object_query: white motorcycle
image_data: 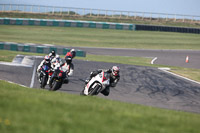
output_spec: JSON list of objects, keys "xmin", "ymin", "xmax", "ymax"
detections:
[{"xmin": 81, "ymin": 71, "xmax": 110, "ymax": 96}]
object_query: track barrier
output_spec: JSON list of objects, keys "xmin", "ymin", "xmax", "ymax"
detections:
[
  {"xmin": 0, "ymin": 42, "xmax": 86, "ymax": 57},
  {"xmin": 0, "ymin": 18, "xmax": 135, "ymax": 31},
  {"xmin": 0, "ymin": 18, "xmax": 200, "ymax": 34}
]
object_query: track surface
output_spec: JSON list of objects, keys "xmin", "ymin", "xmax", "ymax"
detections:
[
  {"xmin": 1, "ymin": 58, "xmax": 200, "ymax": 113},
  {"xmin": 66, "ymin": 46, "xmax": 200, "ymax": 69}
]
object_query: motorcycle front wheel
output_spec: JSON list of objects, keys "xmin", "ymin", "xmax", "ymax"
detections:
[
  {"xmin": 50, "ymin": 80, "xmax": 62, "ymax": 91},
  {"xmin": 40, "ymin": 75, "xmax": 47, "ymax": 89}
]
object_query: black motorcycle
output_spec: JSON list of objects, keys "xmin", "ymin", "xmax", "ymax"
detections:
[
  {"xmin": 49, "ymin": 67, "xmax": 67, "ymax": 91},
  {"xmin": 37, "ymin": 65, "xmax": 50, "ymax": 89}
]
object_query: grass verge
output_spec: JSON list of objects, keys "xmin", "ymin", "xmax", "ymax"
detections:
[
  {"xmin": 0, "ymin": 80, "xmax": 200, "ymax": 133},
  {"xmin": 0, "ymin": 25, "xmax": 200, "ymax": 50}
]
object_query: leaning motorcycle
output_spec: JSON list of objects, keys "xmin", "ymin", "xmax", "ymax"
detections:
[
  {"xmin": 49, "ymin": 65, "xmax": 66, "ymax": 91},
  {"xmin": 81, "ymin": 71, "xmax": 110, "ymax": 96}
]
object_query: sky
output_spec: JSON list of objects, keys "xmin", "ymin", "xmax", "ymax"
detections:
[{"xmin": 0, "ymin": 0, "xmax": 200, "ymax": 16}]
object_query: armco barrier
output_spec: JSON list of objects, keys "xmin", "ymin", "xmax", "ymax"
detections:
[
  {"xmin": 135, "ymin": 24, "xmax": 200, "ymax": 34},
  {"xmin": 0, "ymin": 42, "xmax": 86, "ymax": 57},
  {"xmin": 0, "ymin": 18, "xmax": 135, "ymax": 31}
]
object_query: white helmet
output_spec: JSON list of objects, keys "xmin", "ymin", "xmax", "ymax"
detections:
[{"xmin": 111, "ymin": 66, "xmax": 120, "ymax": 76}]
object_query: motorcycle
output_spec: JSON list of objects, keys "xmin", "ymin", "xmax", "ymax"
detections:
[
  {"xmin": 49, "ymin": 64, "xmax": 67, "ymax": 91},
  {"xmin": 81, "ymin": 71, "xmax": 110, "ymax": 96},
  {"xmin": 37, "ymin": 65, "xmax": 51, "ymax": 89}
]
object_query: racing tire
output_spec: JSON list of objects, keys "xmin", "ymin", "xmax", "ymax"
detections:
[
  {"xmin": 50, "ymin": 80, "xmax": 61, "ymax": 91},
  {"xmin": 40, "ymin": 76, "xmax": 47, "ymax": 89},
  {"xmin": 88, "ymin": 84, "xmax": 101, "ymax": 96}
]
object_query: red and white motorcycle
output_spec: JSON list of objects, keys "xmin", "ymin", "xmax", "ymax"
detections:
[{"xmin": 81, "ymin": 71, "xmax": 110, "ymax": 96}]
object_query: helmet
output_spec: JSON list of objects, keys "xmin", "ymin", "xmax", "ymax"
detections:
[
  {"xmin": 55, "ymin": 55, "xmax": 60, "ymax": 59},
  {"xmin": 65, "ymin": 56, "xmax": 72, "ymax": 64},
  {"xmin": 51, "ymin": 50, "xmax": 56, "ymax": 57},
  {"xmin": 111, "ymin": 66, "xmax": 120, "ymax": 76},
  {"xmin": 44, "ymin": 55, "xmax": 50, "ymax": 63},
  {"xmin": 55, "ymin": 55, "xmax": 60, "ymax": 62},
  {"xmin": 70, "ymin": 49, "xmax": 76, "ymax": 58}
]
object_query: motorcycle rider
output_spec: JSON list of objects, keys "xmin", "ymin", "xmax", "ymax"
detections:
[
  {"xmin": 49, "ymin": 50, "xmax": 56, "ymax": 61},
  {"xmin": 60, "ymin": 56, "xmax": 74, "ymax": 83},
  {"xmin": 51, "ymin": 54, "xmax": 62, "ymax": 69},
  {"xmin": 62, "ymin": 56, "xmax": 74, "ymax": 77},
  {"xmin": 85, "ymin": 66, "xmax": 120, "ymax": 96},
  {"xmin": 47, "ymin": 54, "xmax": 62, "ymax": 85},
  {"xmin": 48, "ymin": 55, "xmax": 74, "ymax": 86},
  {"xmin": 65, "ymin": 49, "xmax": 76, "ymax": 59},
  {"xmin": 36, "ymin": 55, "xmax": 51, "ymax": 83}
]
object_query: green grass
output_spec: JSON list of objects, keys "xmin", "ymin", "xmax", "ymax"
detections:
[
  {"xmin": 0, "ymin": 80, "xmax": 200, "ymax": 133},
  {"xmin": 0, "ymin": 25, "xmax": 200, "ymax": 50},
  {"xmin": 0, "ymin": 50, "xmax": 45, "ymax": 62}
]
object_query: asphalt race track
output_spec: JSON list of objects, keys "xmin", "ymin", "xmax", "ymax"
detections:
[
  {"xmin": 66, "ymin": 46, "xmax": 200, "ymax": 69},
  {"xmin": 1, "ymin": 57, "xmax": 200, "ymax": 113}
]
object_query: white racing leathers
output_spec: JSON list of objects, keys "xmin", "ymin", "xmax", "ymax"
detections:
[{"xmin": 61, "ymin": 63, "xmax": 74, "ymax": 77}]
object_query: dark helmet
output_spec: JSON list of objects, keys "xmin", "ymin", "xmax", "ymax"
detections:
[
  {"xmin": 65, "ymin": 56, "xmax": 72, "ymax": 64},
  {"xmin": 51, "ymin": 50, "xmax": 56, "ymax": 57},
  {"xmin": 111, "ymin": 66, "xmax": 120, "ymax": 76}
]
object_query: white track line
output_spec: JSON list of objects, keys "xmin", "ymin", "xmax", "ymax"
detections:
[
  {"xmin": 151, "ymin": 57, "xmax": 157, "ymax": 64},
  {"xmin": 0, "ymin": 79, "xmax": 28, "ymax": 87},
  {"xmin": 158, "ymin": 68, "xmax": 200, "ymax": 85},
  {"xmin": 30, "ymin": 58, "xmax": 36, "ymax": 88},
  {"xmin": 0, "ymin": 62, "xmax": 32, "ymax": 67}
]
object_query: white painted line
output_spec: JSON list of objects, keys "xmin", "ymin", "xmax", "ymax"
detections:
[
  {"xmin": 158, "ymin": 67, "xmax": 171, "ymax": 71},
  {"xmin": 158, "ymin": 68, "xmax": 200, "ymax": 85},
  {"xmin": 151, "ymin": 57, "xmax": 157, "ymax": 64},
  {"xmin": 0, "ymin": 62, "xmax": 32, "ymax": 67},
  {"xmin": 0, "ymin": 79, "xmax": 28, "ymax": 88},
  {"xmin": 30, "ymin": 59, "xmax": 36, "ymax": 88}
]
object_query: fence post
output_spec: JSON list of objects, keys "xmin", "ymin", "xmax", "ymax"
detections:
[
  {"xmin": 17, "ymin": 5, "xmax": 19, "ymax": 11},
  {"xmin": 31, "ymin": 5, "xmax": 33, "ymax": 13},
  {"xmin": 142, "ymin": 13, "xmax": 144, "ymax": 20},
  {"xmin": 166, "ymin": 14, "xmax": 168, "ymax": 21},
  {"xmin": 9, "ymin": 4, "xmax": 12, "ymax": 11},
  {"xmin": 127, "ymin": 12, "xmax": 129, "ymax": 18},
  {"xmin": 2, "ymin": 4, "xmax": 5, "ymax": 11},
  {"xmin": 60, "ymin": 8, "xmax": 63, "ymax": 15},
  {"xmin": 134, "ymin": 12, "xmax": 137, "ymax": 19},
  {"xmin": 38, "ymin": 5, "xmax": 40, "ymax": 13},
  {"xmin": 83, "ymin": 8, "xmax": 85, "ymax": 16},
  {"xmin": 183, "ymin": 16, "xmax": 185, "ymax": 22},
  {"xmin": 75, "ymin": 8, "xmax": 77, "ymax": 16},
  {"xmin": 23, "ymin": 5, "xmax": 26, "ymax": 12},
  {"xmin": 150, "ymin": 13, "xmax": 152, "ymax": 21},
  {"xmin": 68, "ymin": 8, "xmax": 70, "ymax": 15},
  {"xmin": 52, "ymin": 7, "xmax": 54, "ymax": 14},
  {"xmin": 90, "ymin": 8, "xmax": 92, "ymax": 17},
  {"xmin": 174, "ymin": 14, "xmax": 176, "ymax": 22},
  {"xmin": 98, "ymin": 9, "xmax": 100, "ymax": 17},
  {"xmin": 105, "ymin": 10, "xmax": 107, "ymax": 17}
]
